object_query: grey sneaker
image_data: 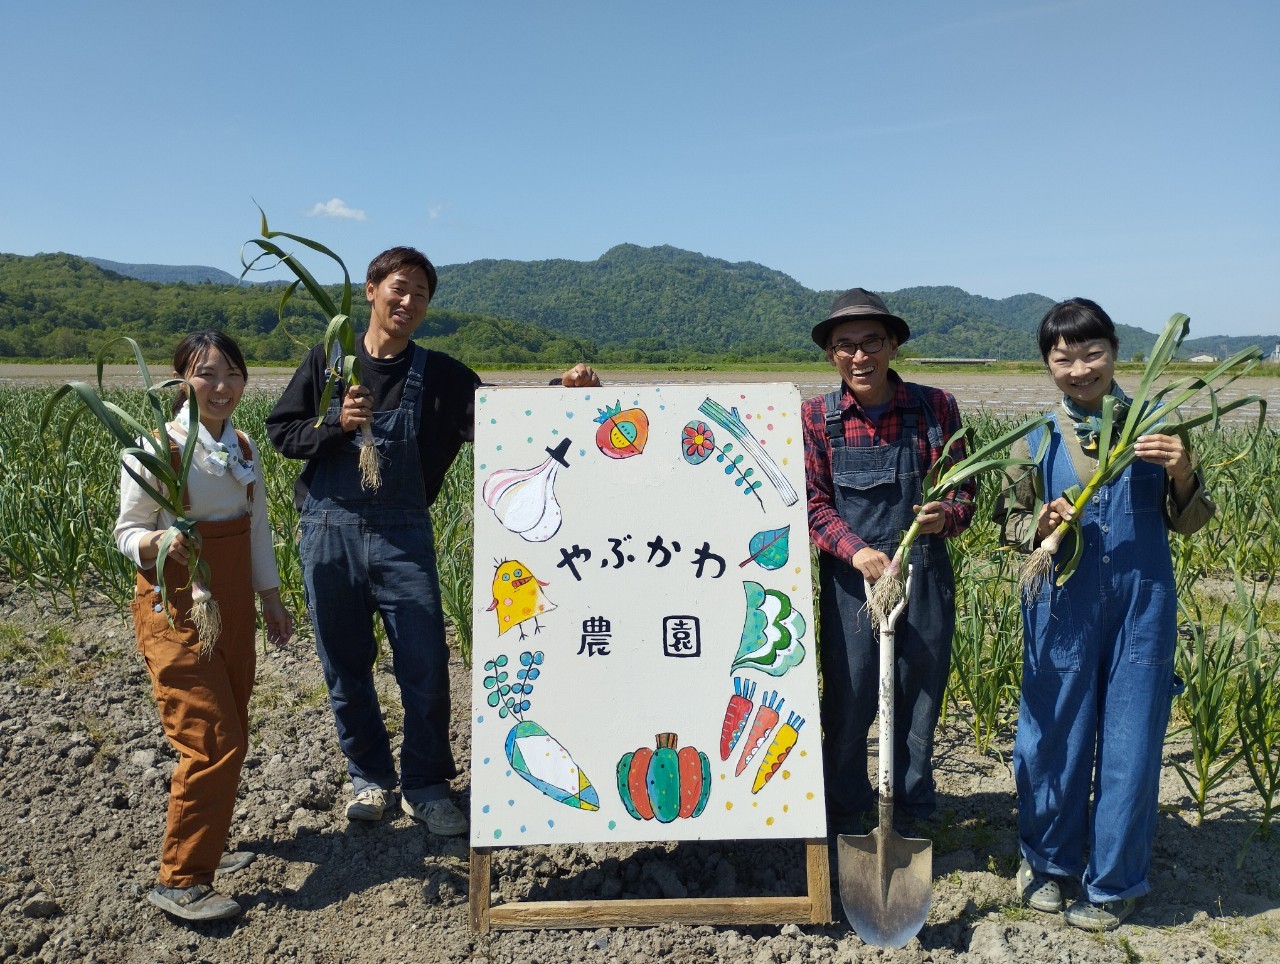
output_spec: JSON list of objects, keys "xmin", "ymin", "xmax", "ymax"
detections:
[
  {"xmin": 147, "ymin": 883, "xmax": 241, "ymax": 921},
  {"xmin": 401, "ymin": 796, "xmax": 468, "ymax": 835},
  {"xmin": 1064, "ymin": 897, "xmax": 1136, "ymax": 931},
  {"xmin": 346, "ymin": 786, "xmax": 390, "ymax": 821},
  {"xmin": 1016, "ymin": 858, "xmax": 1063, "ymax": 913}
]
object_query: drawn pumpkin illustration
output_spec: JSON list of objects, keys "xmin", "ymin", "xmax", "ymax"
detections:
[
  {"xmin": 616, "ymin": 733, "xmax": 711, "ymax": 822},
  {"xmin": 594, "ymin": 401, "xmax": 649, "ymax": 459}
]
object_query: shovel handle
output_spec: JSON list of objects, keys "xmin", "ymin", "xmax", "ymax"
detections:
[{"xmin": 877, "ymin": 566, "xmax": 912, "ymax": 831}]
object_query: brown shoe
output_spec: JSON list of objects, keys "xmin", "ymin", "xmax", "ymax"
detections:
[{"xmin": 148, "ymin": 883, "xmax": 241, "ymax": 921}]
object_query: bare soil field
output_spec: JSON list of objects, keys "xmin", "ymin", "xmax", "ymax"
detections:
[
  {"xmin": 3, "ymin": 583, "xmax": 1278, "ymax": 963},
  {"xmin": 2, "ymin": 364, "xmax": 1279, "ymax": 962}
]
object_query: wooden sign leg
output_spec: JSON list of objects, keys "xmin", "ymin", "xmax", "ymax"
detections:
[
  {"xmin": 806, "ymin": 838, "xmax": 833, "ymax": 923},
  {"xmin": 470, "ymin": 847, "xmax": 492, "ymax": 933}
]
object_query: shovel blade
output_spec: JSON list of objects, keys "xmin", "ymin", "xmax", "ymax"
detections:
[{"xmin": 837, "ymin": 828, "xmax": 932, "ymax": 948}]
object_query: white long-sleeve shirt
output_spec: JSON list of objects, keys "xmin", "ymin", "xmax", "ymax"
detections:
[{"xmin": 113, "ymin": 418, "xmax": 281, "ymax": 593}]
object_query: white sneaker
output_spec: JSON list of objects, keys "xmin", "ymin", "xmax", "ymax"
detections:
[
  {"xmin": 346, "ymin": 786, "xmax": 390, "ymax": 821},
  {"xmin": 400, "ymin": 796, "xmax": 468, "ymax": 835}
]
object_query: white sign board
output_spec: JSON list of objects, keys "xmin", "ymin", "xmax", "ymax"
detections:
[{"xmin": 470, "ymin": 384, "xmax": 825, "ymax": 847}]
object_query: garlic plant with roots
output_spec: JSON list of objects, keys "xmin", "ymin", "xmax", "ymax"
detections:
[
  {"xmin": 41, "ymin": 336, "xmax": 224, "ymax": 650},
  {"xmin": 241, "ymin": 206, "xmax": 382, "ymax": 490},
  {"xmin": 866, "ymin": 413, "xmax": 1055, "ymax": 626},
  {"xmin": 187, "ymin": 552, "xmax": 221, "ymax": 657},
  {"xmin": 1019, "ymin": 312, "xmax": 1267, "ymax": 599}
]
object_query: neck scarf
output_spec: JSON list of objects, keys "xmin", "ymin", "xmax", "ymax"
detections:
[
  {"xmin": 1060, "ymin": 381, "xmax": 1131, "ymax": 455},
  {"xmin": 171, "ymin": 408, "xmax": 256, "ymax": 486}
]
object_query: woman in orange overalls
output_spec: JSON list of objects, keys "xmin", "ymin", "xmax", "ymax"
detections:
[{"xmin": 114, "ymin": 331, "xmax": 292, "ymax": 921}]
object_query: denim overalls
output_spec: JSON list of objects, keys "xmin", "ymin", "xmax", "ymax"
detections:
[
  {"xmin": 300, "ymin": 346, "xmax": 456, "ymax": 806},
  {"xmin": 816, "ymin": 387, "xmax": 956, "ymax": 830},
  {"xmin": 1015, "ymin": 414, "xmax": 1178, "ymax": 902}
]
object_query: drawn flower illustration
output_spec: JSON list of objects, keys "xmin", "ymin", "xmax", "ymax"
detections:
[{"xmin": 682, "ymin": 420, "xmax": 715, "ymax": 463}]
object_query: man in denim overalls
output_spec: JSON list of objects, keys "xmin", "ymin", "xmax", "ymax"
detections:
[
  {"xmin": 268, "ymin": 247, "xmax": 597, "ymax": 834},
  {"xmin": 801, "ymin": 288, "xmax": 975, "ymax": 837}
]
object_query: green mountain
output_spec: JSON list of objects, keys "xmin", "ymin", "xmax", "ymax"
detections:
[
  {"xmin": 433, "ymin": 244, "xmax": 828, "ymax": 360},
  {"xmin": 877, "ymin": 286, "xmax": 1163, "ymax": 360},
  {"xmin": 0, "ymin": 252, "xmax": 595, "ymax": 364},
  {"xmin": 84, "ymin": 257, "xmax": 241, "ymax": 285},
  {"xmin": 1, "ymin": 247, "xmax": 1274, "ymax": 364}
]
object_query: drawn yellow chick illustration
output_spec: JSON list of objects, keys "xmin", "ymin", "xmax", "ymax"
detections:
[{"xmin": 487, "ymin": 559, "xmax": 555, "ymax": 639}]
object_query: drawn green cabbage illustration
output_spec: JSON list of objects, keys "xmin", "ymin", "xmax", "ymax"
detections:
[{"xmin": 731, "ymin": 581, "xmax": 806, "ymax": 676}]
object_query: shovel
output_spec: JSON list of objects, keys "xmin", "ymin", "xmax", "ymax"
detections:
[{"xmin": 838, "ymin": 565, "xmax": 932, "ymax": 948}]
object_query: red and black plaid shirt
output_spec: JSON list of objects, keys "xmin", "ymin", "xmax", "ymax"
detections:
[{"xmin": 801, "ymin": 372, "xmax": 976, "ymax": 563}]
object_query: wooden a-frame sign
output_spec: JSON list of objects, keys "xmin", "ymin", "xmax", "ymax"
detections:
[
  {"xmin": 468, "ymin": 841, "xmax": 832, "ymax": 932},
  {"xmin": 467, "ymin": 384, "xmax": 831, "ymax": 930}
]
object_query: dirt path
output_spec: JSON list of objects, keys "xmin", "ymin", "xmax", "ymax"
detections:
[{"xmin": 2, "ymin": 583, "xmax": 1277, "ymax": 963}]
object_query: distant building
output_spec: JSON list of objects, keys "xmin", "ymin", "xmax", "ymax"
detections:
[
  {"xmin": 1188, "ymin": 353, "xmax": 1217, "ymax": 364},
  {"xmin": 1270, "ymin": 341, "xmax": 1280, "ymax": 364}
]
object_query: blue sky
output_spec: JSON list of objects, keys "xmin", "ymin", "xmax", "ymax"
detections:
[{"xmin": 2, "ymin": 1, "xmax": 1276, "ymax": 338}]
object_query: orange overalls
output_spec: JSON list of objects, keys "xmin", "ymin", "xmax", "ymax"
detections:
[{"xmin": 129, "ymin": 435, "xmax": 257, "ymax": 888}]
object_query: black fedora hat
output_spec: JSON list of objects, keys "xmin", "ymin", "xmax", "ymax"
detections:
[{"xmin": 811, "ymin": 288, "xmax": 910, "ymax": 348}]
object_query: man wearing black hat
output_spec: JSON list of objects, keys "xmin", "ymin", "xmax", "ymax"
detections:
[{"xmin": 801, "ymin": 288, "xmax": 975, "ymax": 835}]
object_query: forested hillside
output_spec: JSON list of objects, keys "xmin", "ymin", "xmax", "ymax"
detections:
[
  {"xmin": 2, "ymin": 248, "xmax": 1273, "ymax": 364},
  {"xmin": 0, "ymin": 253, "xmax": 596, "ymax": 365},
  {"xmin": 84, "ymin": 257, "xmax": 241, "ymax": 285},
  {"xmin": 433, "ymin": 244, "xmax": 828, "ymax": 360}
]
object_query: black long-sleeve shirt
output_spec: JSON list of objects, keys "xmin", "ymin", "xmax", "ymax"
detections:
[{"xmin": 265, "ymin": 337, "xmax": 481, "ymax": 509}]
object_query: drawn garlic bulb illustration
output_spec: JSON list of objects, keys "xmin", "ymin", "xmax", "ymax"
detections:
[{"xmin": 481, "ymin": 438, "xmax": 572, "ymax": 543}]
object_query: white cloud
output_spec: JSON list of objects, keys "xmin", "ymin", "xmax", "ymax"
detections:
[
  {"xmin": 307, "ymin": 198, "xmax": 367, "ymax": 221},
  {"xmin": 428, "ymin": 203, "xmax": 444, "ymax": 221}
]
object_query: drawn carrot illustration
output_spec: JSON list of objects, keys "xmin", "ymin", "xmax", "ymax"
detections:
[
  {"xmin": 751, "ymin": 711, "xmax": 805, "ymax": 794},
  {"xmin": 720, "ymin": 677, "xmax": 757, "ymax": 761},
  {"xmin": 735, "ymin": 690, "xmax": 783, "ymax": 777}
]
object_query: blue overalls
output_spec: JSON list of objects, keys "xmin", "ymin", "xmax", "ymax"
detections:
[
  {"xmin": 816, "ymin": 387, "xmax": 956, "ymax": 831},
  {"xmin": 1015, "ymin": 414, "xmax": 1178, "ymax": 902},
  {"xmin": 300, "ymin": 346, "xmax": 456, "ymax": 806}
]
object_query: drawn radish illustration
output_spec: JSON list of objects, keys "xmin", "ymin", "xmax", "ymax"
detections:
[{"xmin": 484, "ymin": 650, "xmax": 599, "ymax": 811}]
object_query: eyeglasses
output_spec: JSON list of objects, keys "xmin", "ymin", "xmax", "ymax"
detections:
[{"xmin": 829, "ymin": 336, "xmax": 886, "ymax": 357}]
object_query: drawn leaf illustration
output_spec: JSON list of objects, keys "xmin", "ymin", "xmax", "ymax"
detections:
[
  {"xmin": 731, "ymin": 581, "xmax": 806, "ymax": 676},
  {"xmin": 740, "ymin": 526, "xmax": 791, "ymax": 570}
]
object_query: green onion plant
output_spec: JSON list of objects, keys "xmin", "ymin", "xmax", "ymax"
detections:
[
  {"xmin": 39, "ymin": 337, "xmax": 222, "ymax": 650},
  {"xmin": 1019, "ymin": 313, "xmax": 1266, "ymax": 597},
  {"xmin": 240, "ymin": 207, "xmax": 381, "ymax": 490},
  {"xmin": 867, "ymin": 413, "xmax": 1053, "ymax": 624}
]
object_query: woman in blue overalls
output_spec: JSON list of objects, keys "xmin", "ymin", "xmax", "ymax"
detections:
[
  {"xmin": 802, "ymin": 288, "xmax": 975, "ymax": 837},
  {"xmin": 997, "ymin": 298, "xmax": 1214, "ymax": 931}
]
